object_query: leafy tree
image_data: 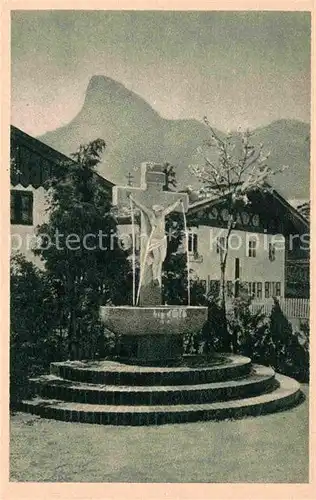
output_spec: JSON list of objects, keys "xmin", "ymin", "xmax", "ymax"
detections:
[
  {"xmin": 34, "ymin": 139, "xmax": 131, "ymax": 359},
  {"xmin": 190, "ymin": 117, "xmax": 286, "ymax": 349}
]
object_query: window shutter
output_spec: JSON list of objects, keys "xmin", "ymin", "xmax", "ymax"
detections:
[
  {"xmin": 10, "ymin": 193, "xmax": 17, "ymax": 223},
  {"xmin": 188, "ymin": 233, "xmax": 193, "ymax": 252},
  {"xmin": 10, "ymin": 190, "xmax": 33, "ymax": 225},
  {"xmin": 193, "ymin": 234, "xmax": 198, "ymax": 253}
]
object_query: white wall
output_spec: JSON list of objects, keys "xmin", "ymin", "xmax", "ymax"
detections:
[
  {"xmin": 187, "ymin": 225, "xmax": 285, "ymax": 296},
  {"xmin": 11, "ymin": 184, "xmax": 50, "ymax": 267}
]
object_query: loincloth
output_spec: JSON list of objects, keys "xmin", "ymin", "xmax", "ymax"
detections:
[
  {"xmin": 146, "ymin": 236, "xmax": 167, "ymax": 265},
  {"xmin": 148, "ymin": 236, "xmax": 167, "ymax": 251}
]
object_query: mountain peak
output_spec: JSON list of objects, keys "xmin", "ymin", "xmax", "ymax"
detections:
[
  {"xmin": 87, "ymin": 75, "xmax": 121, "ymax": 90},
  {"xmin": 82, "ymin": 74, "xmax": 162, "ymax": 123},
  {"xmin": 84, "ymin": 75, "xmax": 128, "ymax": 104}
]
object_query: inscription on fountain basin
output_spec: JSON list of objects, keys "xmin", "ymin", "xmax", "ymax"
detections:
[
  {"xmin": 100, "ymin": 306, "xmax": 205, "ymax": 337},
  {"xmin": 153, "ymin": 308, "xmax": 187, "ymax": 324}
]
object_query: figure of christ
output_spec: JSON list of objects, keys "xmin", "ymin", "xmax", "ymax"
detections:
[{"xmin": 129, "ymin": 194, "xmax": 183, "ymax": 287}]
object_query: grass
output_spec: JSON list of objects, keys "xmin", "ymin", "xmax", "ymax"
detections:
[{"xmin": 9, "ymin": 384, "xmax": 309, "ymax": 483}]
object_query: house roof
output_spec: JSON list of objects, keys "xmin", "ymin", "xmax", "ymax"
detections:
[
  {"xmin": 10, "ymin": 125, "xmax": 114, "ymax": 190},
  {"xmin": 187, "ymin": 184, "xmax": 309, "ymax": 234}
]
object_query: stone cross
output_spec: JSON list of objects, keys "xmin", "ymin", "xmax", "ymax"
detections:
[{"xmin": 113, "ymin": 162, "xmax": 189, "ymax": 305}]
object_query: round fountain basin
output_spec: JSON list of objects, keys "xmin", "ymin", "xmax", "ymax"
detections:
[{"xmin": 100, "ymin": 305, "xmax": 208, "ymax": 337}]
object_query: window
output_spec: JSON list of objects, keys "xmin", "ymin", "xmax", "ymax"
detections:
[
  {"xmin": 265, "ymin": 282, "xmax": 270, "ymax": 298},
  {"xmin": 257, "ymin": 282, "xmax": 263, "ymax": 299},
  {"xmin": 271, "ymin": 282, "xmax": 281, "ymax": 297},
  {"xmin": 216, "ymin": 236, "xmax": 226, "ymax": 254},
  {"xmin": 269, "ymin": 243, "xmax": 276, "ymax": 261},
  {"xmin": 246, "ymin": 282, "xmax": 261, "ymax": 298},
  {"xmin": 188, "ymin": 233, "xmax": 198, "ymax": 253},
  {"xmin": 264, "ymin": 281, "xmax": 281, "ymax": 298},
  {"xmin": 248, "ymin": 238, "xmax": 257, "ymax": 257},
  {"xmin": 11, "ymin": 190, "xmax": 33, "ymax": 225}
]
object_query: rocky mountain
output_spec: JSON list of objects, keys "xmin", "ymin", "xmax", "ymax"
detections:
[{"xmin": 39, "ymin": 75, "xmax": 310, "ymax": 200}]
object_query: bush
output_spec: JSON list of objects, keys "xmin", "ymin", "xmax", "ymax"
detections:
[
  {"xmin": 227, "ymin": 296, "xmax": 274, "ymax": 362},
  {"xmin": 198, "ymin": 294, "xmax": 229, "ymax": 354},
  {"xmin": 225, "ymin": 296, "xmax": 309, "ymax": 382},
  {"xmin": 269, "ymin": 300, "xmax": 309, "ymax": 382},
  {"xmin": 10, "ymin": 254, "xmax": 62, "ymax": 405}
]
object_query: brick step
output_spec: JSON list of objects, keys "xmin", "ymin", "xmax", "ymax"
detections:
[
  {"xmin": 21, "ymin": 373, "xmax": 302, "ymax": 425},
  {"xmin": 30, "ymin": 365, "xmax": 276, "ymax": 406},
  {"xmin": 50, "ymin": 354, "xmax": 251, "ymax": 386}
]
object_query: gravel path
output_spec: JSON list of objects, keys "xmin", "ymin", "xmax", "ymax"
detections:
[{"xmin": 9, "ymin": 385, "xmax": 309, "ymax": 483}]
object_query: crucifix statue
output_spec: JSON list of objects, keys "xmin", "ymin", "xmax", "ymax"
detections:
[{"xmin": 113, "ymin": 162, "xmax": 189, "ymax": 306}]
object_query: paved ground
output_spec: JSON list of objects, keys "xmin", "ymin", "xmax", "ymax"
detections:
[{"xmin": 9, "ymin": 385, "xmax": 309, "ymax": 483}]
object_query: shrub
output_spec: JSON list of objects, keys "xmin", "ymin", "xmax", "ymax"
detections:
[
  {"xmin": 225, "ymin": 296, "xmax": 309, "ymax": 382},
  {"xmin": 199, "ymin": 294, "xmax": 229, "ymax": 354},
  {"xmin": 227, "ymin": 296, "xmax": 275, "ymax": 363},
  {"xmin": 269, "ymin": 299, "xmax": 309, "ymax": 382},
  {"xmin": 10, "ymin": 254, "xmax": 61, "ymax": 405}
]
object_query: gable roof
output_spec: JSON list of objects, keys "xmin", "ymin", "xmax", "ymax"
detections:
[
  {"xmin": 187, "ymin": 184, "xmax": 309, "ymax": 233},
  {"xmin": 10, "ymin": 125, "xmax": 114, "ymax": 190}
]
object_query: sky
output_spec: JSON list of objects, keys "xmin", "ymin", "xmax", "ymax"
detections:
[{"xmin": 11, "ymin": 10, "xmax": 311, "ymax": 136}]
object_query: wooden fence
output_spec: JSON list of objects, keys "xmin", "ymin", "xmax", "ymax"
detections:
[{"xmin": 248, "ymin": 298, "xmax": 309, "ymax": 319}]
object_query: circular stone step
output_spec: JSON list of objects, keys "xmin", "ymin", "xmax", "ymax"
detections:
[
  {"xmin": 50, "ymin": 355, "xmax": 252, "ymax": 386},
  {"xmin": 29, "ymin": 365, "xmax": 276, "ymax": 406},
  {"xmin": 20, "ymin": 373, "xmax": 302, "ymax": 425}
]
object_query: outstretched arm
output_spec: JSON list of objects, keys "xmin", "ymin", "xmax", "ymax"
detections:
[
  {"xmin": 129, "ymin": 194, "xmax": 152, "ymax": 218},
  {"xmin": 162, "ymin": 198, "xmax": 182, "ymax": 217}
]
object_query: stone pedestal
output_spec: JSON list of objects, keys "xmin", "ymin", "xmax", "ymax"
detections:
[{"xmin": 139, "ymin": 282, "xmax": 161, "ymax": 306}]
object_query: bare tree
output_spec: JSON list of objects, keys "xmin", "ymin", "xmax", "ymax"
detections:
[{"xmin": 190, "ymin": 116, "xmax": 287, "ymax": 322}]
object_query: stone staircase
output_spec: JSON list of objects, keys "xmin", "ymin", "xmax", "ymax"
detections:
[{"xmin": 20, "ymin": 355, "xmax": 303, "ymax": 425}]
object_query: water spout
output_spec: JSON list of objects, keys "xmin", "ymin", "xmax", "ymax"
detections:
[
  {"xmin": 181, "ymin": 201, "xmax": 191, "ymax": 306},
  {"xmin": 129, "ymin": 196, "xmax": 136, "ymax": 306}
]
